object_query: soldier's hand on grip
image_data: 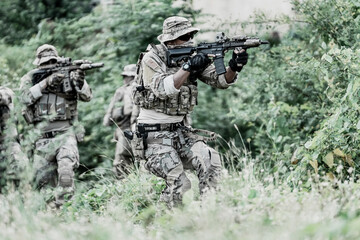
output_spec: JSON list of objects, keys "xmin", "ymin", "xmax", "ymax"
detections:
[
  {"xmin": 70, "ymin": 69, "xmax": 85, "ymax": 82},
  {"xmin": 188, "ymin": 53, "xmax": 211, "ymax": 72},
  {"xmin": 47, "ymin": 73, "xmax": 65, "ymax": 87},
  {"xmin": 229, "ymin": 48, "xmax": 248, "ymax": 72},
  {"xmin": 71, "ymin": 70, "xmax": 85, "ymax": 89}
]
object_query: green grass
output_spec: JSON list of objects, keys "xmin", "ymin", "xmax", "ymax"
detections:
[{"xmin": 2, "ymin": 158, "xmax": 360, "ymax": 240}]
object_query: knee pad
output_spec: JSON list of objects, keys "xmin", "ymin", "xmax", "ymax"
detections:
[
  {"xmin": 58, "ymin": 169, "xmax": 73, "ymax": 188},
  {"xmin": 208, "ymin": 147, "xmax": 221, "ymax": 169},
  {"xmin": 58, "ymin": 158, "xmax": 74, "ymax": 188},
  {"xmin": 57, "ymin": 147, "xmax": 79, "ymax": 168}
]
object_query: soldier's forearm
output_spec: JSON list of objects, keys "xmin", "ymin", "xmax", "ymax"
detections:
[
  {"xmin": 224, "ymin": 67, "xmax": 237, "ymax": 83},
  {"xmin": 39, "ymin": 79, "xmax": 48, "ymax": 90},
  {"xmin": 173, "ymin": 69, "xmax": 191, "ymax": 89}
]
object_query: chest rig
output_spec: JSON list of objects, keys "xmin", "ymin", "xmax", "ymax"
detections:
[
  {"xmin": 30, "ymin": 72, "xmax": 78, "ymax": 123},
  {"xmin": 133, "ymin": 44, "xmax": 198, "ymax": 116}
]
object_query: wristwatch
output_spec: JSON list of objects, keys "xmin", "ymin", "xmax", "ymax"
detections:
[{"xmin": 182, "ymin": 62, "xmax": 191, "ymax": 72}]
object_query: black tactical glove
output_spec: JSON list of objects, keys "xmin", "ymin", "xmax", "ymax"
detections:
[
  {"xmin": 229, "ymin": 49, "xmax": 248, "ymax": 72},
  {"xmin": 188, "ymin": 53, "xmax": 211, "ymax": 72}
]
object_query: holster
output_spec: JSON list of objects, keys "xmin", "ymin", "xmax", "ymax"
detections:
[{"xmin": 131, "ymin": 131, "xmax": 146, "ymax": 162}]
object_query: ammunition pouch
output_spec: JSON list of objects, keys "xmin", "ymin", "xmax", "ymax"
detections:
[
  {"xmin": 133, "ymin": 84, "xmax": 198, "ymax": 116},
  {"xmin": 32, "ymin": 93, "xmax": 77, "ymax": 122},
  {"xmin": 22, "ymin": 108, "xmax": 35, "ymax": 124},
  {"xmin": 131, "ymin": 131, "xmax": 145, "ymax": 162}
]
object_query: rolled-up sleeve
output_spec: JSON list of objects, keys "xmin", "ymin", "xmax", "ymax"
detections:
[
  {"xmin": 77, "ymin": 80, "xmax": 92, "ymax": 102},
  {"xmin": 164, "ymin": 74, "xmax": 180, "ymax": 95},
  {"xmin": 142, "ymin": 54, "xmax": 173, "ymax": 99},
  {"xmin": 20, "ymin": 72, "xmax": 43, "ymax": 106}
]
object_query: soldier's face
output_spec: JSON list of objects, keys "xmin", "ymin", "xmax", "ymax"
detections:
[
  {"xmin": 166, "ymin": 32, "xmax": 196, "ymax": 47},
  {"xmin": 123, "ymin": 76, "xmax": 134, "ymax": 84},
  {"xmin": 40, "ymin": 59, "xmax": 57, "ymax": 66},
  {"xmin": 166, "ymin": 38, "xmax": 187, "ymax": 46}
]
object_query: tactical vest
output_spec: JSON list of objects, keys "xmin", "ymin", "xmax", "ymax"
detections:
[
  {"xmin": 29, "ymin": 72, "xmax": 78, "ymax": 123},
  {"xmin": 32, "ymin": 92, "xmax": 77, "ymax": 122},
  {"xmin": 132, "ymin": 44, "xmax": 198, "ymax": 116}
]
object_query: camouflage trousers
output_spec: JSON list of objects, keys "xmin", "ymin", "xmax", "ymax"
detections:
[
  {"xmin": 113, "ymin": 128, "xmax": 134, "ymax": 179},
  {"xmin": 0, "ymin": 142, "xmax": 25, "ymax": 191},
  {"xmin": 144, "ymin": 129, "xmax": 221, "ymax": 207},
  {"xmin": 34, "ymin": 130, "xmax": 79, "ymax": 206}
]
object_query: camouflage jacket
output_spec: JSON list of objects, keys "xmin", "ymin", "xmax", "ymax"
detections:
[
  {"xmin": 104, "ymin": 83, "xmax": 136, "ymax": 129},
  {"xmin": 135, "ymin": 43, "xmax": 237, "ymax": 117},
  {"xmin": 20, "ymin": 69, "xmax": 92, "ymax": 128}
]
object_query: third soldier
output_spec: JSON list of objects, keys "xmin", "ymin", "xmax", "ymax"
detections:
[{"xmin": 103, "ymin": 64, "xmax": 139, "ymax": 179}]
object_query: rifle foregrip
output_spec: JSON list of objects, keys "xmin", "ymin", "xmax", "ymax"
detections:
[{"xmin": 214, "ymin": 57, "xmax": 226, "ymax": 75}]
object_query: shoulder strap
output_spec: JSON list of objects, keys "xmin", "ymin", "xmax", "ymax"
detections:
[{"xmin": 134, "ymin": 52, "xmax": 146, "ymax": 89}]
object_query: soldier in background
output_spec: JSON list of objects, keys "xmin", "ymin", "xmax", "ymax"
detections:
[
  {"xmin": 132, "ymin": 16, "xmax": 249, "ymax": 207},
  {"xmin": 20, "ymin": 44, "xmax": 92, "ymax": 206},
  {"xmin": 103, "ymin": 64, "xmax": 139, "ymax": 179},
  {"xmin": 0, "ymin": 86, "xmax": 27, "ymax": 191}
]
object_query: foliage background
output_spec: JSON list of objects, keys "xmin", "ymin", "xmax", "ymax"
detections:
[{"xmin": 1, "ymin": 0, "xmax": 360, "ymax": 238}]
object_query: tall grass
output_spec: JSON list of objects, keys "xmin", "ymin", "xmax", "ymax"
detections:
[{"xmin": 2, "ymin": 149, "xmax": 360, "ymax": 240}]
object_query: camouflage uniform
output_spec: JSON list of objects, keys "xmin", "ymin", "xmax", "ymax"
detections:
[
  {"xmin": 0, "ymin": 87, "xmax": 27, "ymax": 191},
  {"xmin": 20, "ymin": 44, "xmax": 92, "ymax": 206},
  {"xmin": 103, "ymin": 64, "xmax": 139, "ymax": 178},
  {"xmin": 132, "ymin": 16, "xmax": 238, "ymax": 207}
]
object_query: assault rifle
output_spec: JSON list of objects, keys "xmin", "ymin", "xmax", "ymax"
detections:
[
  {"xmin": 167, "ymin": 32, "xmax": 269, "ymax": 75},
  {"xmin": 31, "ymin": 57, "xmax": 104, "ymax": 93}
]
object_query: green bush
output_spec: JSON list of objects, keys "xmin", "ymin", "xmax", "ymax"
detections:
[
  {"xmin": 0, "ymin": 0, "xmax": 94, "ymax": 44},
  {"xmin": 12, "ymin": 0, "xmax": 200, "ymax": 171}
]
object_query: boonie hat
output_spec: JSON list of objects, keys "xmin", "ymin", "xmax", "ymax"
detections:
[
  {"xmin": 121, "ymin": 64, "xmax": 136, "ymax": 77},
  {"xmin": 157, "ymin": 16, "xmax": 199, "ymax": 43},
  {"xmin": 33, "ymin": 44, "xmax": 59, "ymax": 66}
]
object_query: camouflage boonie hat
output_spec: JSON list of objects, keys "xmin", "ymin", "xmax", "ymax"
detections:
[
  {"xmin": 157, "ymin": 16, "xmax": 199, "ymax": 43},
  {"xmin": 33, "ymin": 44, "xmax": 59, "ymax": 66},
  {"xmin": 0, "ymin": 86, "xmax": 14, "ymax": 110},
  {"xmin": 121, "ymin": 64, "xmax": 136, "ymax": 77}
]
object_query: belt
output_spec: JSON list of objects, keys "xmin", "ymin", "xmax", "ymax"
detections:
[
  {"xmin": 137, "ymin": 122, "xmax": 184, "ymax": 134},
  {"xmin": 41, "ymin": 129, "xmax": 67, "ymax": 138}
]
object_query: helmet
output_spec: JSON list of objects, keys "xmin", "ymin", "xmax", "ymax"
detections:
[
  {"xmin": 0, "ymin": 86, "xmax": 14, "ymax": 110},
  {"xmin": 121, "ymin": 64, "xmax": 136, "ymax": 77},
  {"xmin": 33, "ymin": 44, "xmax": 59, "ymax": 66},
  {"xmin": 157, "ymin": 16, "xmax": 199, "ymax": 43}
]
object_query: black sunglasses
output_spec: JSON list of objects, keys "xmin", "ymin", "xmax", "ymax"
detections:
[{"xmin": 177, "ymin": 33, "xmax": 194, "ymax": 41}]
